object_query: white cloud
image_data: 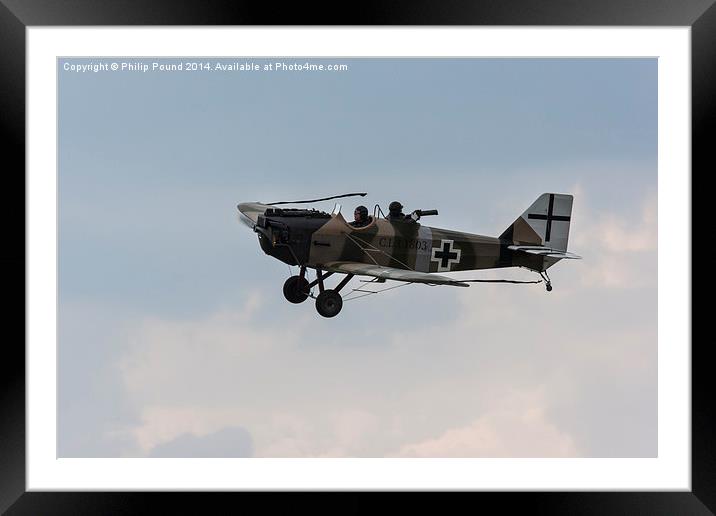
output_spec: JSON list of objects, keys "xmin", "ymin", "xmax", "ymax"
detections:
[
  {"xmin": 129, "ymin": 406, "xmax": 247, "ymax": 454},
  {"xmin": 118, "ymin": 291, "xmax": 313, "ymax": 453},
  {"xmin": 120, "ymin": 290, "xmax": 310, "ymax": 403},
  {"xmin": 260, "ymin": 409, "xmax": 382, "ymax": 458},
  {"xmin": 115, "ymin": 261, "xmax": 655, "ymax": 457},
  {"xmin": 578, "ymin": 186, "xmax": 656, "ymax": 249},
  {"xmin": 570, "ymin": 187, "xmax": 657, "ymax": 289},
  {"xmin": 148, "ymin": 426, "xmax": 253, "ymax": 457},
  {"xmin": 590, "ymin": 191, "xmax": 657, "ymax": 253},
  {"xmin": 393, "ymin": 392, "xmax": 578, "ymax": 457}
]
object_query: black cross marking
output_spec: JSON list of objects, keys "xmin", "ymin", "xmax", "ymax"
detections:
[
  {"xmin": 527, "ymin": 194, "xmax": 571, "ymax": 242},
  {"xmin": 434, "ymin": 241, "xmax": 458, "ymax": 269}
]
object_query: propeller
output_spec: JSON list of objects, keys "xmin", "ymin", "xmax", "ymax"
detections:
[{"xmin": 267, "ymin": 192, "xmax": 367, "ymax": 206}]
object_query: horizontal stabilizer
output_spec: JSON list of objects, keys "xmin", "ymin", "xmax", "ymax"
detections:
[{"xmin": 508, "ymin": 245, "xmax": 582, "ymax": 259}]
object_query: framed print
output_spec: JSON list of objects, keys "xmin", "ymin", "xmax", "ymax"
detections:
[{"xmin": 2, "ymin": 0, "xmax": 711, "ymax": 513}]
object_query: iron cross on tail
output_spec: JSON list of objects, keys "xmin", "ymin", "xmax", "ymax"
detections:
[{"xmin": 237, "ymin": 192, "xmax": 581, "ymax": 318}]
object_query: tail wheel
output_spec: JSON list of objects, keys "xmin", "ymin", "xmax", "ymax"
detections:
[
  {"xmin": 283, "ymin": 275, "xmax": 309, "ymax": 304},
  {"xmin": 315, "ymin": 290, "xmax": 343, "ymax": 318}
]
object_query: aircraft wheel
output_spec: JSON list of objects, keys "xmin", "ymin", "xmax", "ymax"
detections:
[
  {"xmin": 283, "ymin": 276, "xmax": 309, "ymax": 304},
  {"xmin": 546, "ymin": 283, "xmax": 553, "ymax": 292},
  {"xmin": 315, "ymin": 290, "xmax": 343, "ymax": 318}
]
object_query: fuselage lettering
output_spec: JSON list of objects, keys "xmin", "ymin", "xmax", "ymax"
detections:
[{"xmin": 378, "ymin": 237, "xmax": 428, "ymax": 251}]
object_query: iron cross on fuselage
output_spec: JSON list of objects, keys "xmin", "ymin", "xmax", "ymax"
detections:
[
  {"xmin": 432, "ymin": 240, "xmax": 461, "ymax": 270},
  {"xmin": 434, "ymin": 241, "xmax": 457, "ymax": 268},
  {"xmin": 527, "ymin": 193, "xmax": 571, "ymax": 242}
]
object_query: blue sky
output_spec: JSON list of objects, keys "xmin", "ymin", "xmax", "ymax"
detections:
[{"xmin": 58, "ymin": 58, "xmax": 657, "ymax": 458}]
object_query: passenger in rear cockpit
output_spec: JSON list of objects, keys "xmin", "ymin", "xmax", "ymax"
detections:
[{"xmin": 387, "ymin": 201, "xmax": 419, "ymax": 223}]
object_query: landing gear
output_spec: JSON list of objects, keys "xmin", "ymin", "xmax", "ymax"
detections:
[
  {"xmin": 282, "ymin": 267, "xmax": 354, "ymax": 317},
  {"xmin": 283, "ymin": 267, "xmax": 309, "ymax": 304},
  {"xmin": 315, "ymin": 290, "xmax": 343, "ymax": 318},
  {"xmin": 310, "ymin": 269, "xmax": 354, "ymax": 318},
  {"xmin": 312, "ymin": 269, "xmax": 353, "ymax": 318},
  {"xmin": 283, "ymin": 275, "xmax": 309, "ymax": 303},
  {"xmin": 539, "ymin": 271, "xmax": 553, "ymax": 292}
]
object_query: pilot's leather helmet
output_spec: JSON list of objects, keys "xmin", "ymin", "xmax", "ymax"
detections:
[
  {"xmin": 389, "ymin": 201, "xmax": 403, "ymax": 213},
  {"xmin": 355, "ymin": 205, "xmax": 368, "ymax": 220}
]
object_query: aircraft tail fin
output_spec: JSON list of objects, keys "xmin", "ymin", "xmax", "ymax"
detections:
[{"xmin": 499, "ymin": 193, "xmax": 574, "ymax": 252}]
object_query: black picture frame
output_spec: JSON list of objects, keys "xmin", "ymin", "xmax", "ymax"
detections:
[{"xmin": 2, "ymin": 1, "xmax": 710, "ymax": 513}]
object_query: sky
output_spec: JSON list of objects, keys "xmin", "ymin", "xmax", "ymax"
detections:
[{"xmin": 58, "ymin": 57, "xmax": 657, "ymax": 458}]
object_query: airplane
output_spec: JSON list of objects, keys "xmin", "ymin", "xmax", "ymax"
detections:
[{"xmin": 237, "ymin": 192, "xmax": 581, "ymax": 318}]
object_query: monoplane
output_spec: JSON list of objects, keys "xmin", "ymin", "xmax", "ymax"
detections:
[{"xmin": 237, "ymin": 193, "xmax": 580, "ymax": 317}]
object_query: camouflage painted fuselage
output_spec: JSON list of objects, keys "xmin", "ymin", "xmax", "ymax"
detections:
[
  {"xmin": 242, "ymin": 203, "xmax": 551, "ymax": 274},
  {"xmin": 308, "ymin": 214, "xmax": 506, "ymax": 272}
]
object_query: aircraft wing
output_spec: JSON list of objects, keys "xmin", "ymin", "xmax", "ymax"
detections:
[
  {"xmin": 508, "ymin": 245, "xmax": 582, "ymax": 259},
  {"xmin": 322, "ymin": 262, "xmax": 470, "ymax": 287}
]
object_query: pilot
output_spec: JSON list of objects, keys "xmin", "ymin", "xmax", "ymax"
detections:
[
  {"xmin": 387, "ymin": 201, "xmax": 419, "ymax": 223},
  {"xmin": 349, "ymin": 205, "xmax": 371, "ymax": 228}
]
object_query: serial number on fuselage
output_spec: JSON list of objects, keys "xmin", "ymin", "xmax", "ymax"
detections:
[{"xmin": 378, "ymin": 237, "xmax": 430, "ymax": 251}]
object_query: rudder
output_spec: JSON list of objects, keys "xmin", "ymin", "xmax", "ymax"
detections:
[{"xmin": 499, "ymin": 193, "xmax": 574, "ymax": 251}]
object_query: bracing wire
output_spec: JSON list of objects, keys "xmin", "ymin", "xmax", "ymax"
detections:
[
  {"xmin": 343, "ymin": 281, "xmax": 414, "ymax": 301},
  {"xmin": 345, "ymin": 233, "xmax": 414, "ymax": 271}
]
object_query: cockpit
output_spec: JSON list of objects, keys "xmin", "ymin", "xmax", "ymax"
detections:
[
  {"xmin": 332, "ymin": 202, "xmax": 437, "ymax": 228},
  {"xmin": 331, "ymin": 203, "xmax": 376, "ymax": 230}
]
